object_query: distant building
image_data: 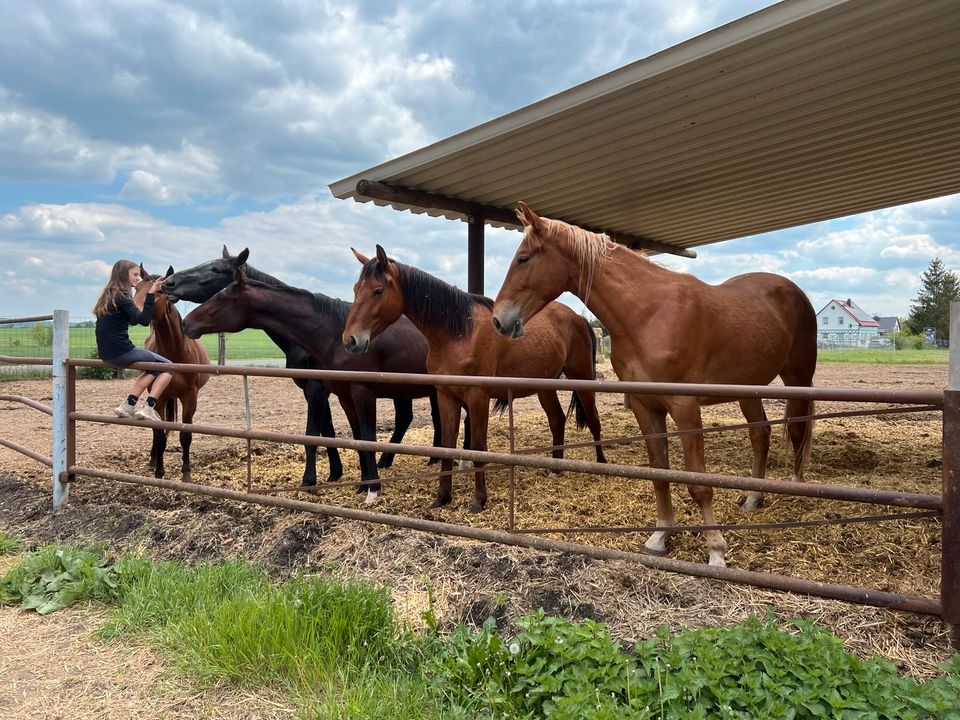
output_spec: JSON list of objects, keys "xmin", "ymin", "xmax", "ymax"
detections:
[
  {"xmin": 815, "ymin": 298, "xmax": 881, "ymax": 348},
  {"xmin": 873, "ymin": 316, "xmax": 901, "ymax": 336}
]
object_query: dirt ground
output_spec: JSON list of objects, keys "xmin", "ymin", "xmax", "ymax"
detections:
[{"xmin": 0, "ymin": 361, "xmax": 955, "ymax": 718}]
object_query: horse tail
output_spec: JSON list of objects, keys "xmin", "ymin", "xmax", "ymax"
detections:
[
  {"xmin": 493, "ymin": 398, "xmax": 509, "ymax": 415},
  {"xmin": 568, "ymin": 317, "xmax": 598, "ymax": 430},
  {"xmin": 164, "ymin": 397, "xmax": 177, "ymax": 439}
]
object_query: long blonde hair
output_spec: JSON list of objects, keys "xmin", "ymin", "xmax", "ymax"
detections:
[{"xmin": 92, "ymin": 259, "xmax": 138, "ymax": 317}]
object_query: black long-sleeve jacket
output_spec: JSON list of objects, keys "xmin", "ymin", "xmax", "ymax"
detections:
[{"xmin": 95, "ymin": 293, "xmax": 155, "ymax": 360}]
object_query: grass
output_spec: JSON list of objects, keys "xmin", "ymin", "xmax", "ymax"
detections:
[
  {"xmin": 2, "ymin": 542, "xmax": 959, "ymax": 718},
  {"xmin": 817, "ymin": 347, "xmax": 949, "ymax": 364}
]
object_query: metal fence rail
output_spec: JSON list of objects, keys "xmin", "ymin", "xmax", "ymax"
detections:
[{"xmin": 1, "ymin": 307, "xmax": 958, "ymax": 647}]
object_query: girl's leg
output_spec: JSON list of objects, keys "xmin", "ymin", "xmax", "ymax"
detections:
[{"xmin": 148, "ymin": 372, "xmax": 174, "ymax": 400}]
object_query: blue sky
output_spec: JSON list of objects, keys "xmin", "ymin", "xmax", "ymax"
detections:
[{"xmin": 1, "ymin": 0, "xmax": 957, "ymax": 322}]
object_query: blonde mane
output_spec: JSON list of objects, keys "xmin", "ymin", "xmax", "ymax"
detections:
[{"xmin": 539, "ymin": 216, "xmax": 619, "ymax": 302}]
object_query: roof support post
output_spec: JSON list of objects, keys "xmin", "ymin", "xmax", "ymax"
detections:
[
  {"xmin": 944, "ymin": 300, "xmax": 960, "ymax": 648},
  {"xmin": 468, "ymin": 213, "xmax": 484, "ymax": 295}
]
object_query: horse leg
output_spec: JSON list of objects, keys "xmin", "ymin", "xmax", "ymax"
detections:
[
  {"xmin": 179, "ymin": 396, "xmax": 197, "ymax": 483},
  {"xmin": 426, "ymin": 389, "xmax": 441, "ymax": 465},
  {"xmin": 738, "ymin": 398, "xmax": 770, "ymax": 512},
  {"xmin": 628, "ymin": 399, "xmax": 675, "ymax": 558},
  {"xmin": 574, "ymin": 390, "xmax": 607, "ymax": 464},
  {"xmin": 304, "ymin": 381, "xmax": 341, "ymax": 485},
  {"xmin": 786, "ymin": 397, "xmax": 815, "ymax": 482},
  {"xmin": 671, "ymin": 399, "xmax": 727, "ymax": 567},
  {"xmin": 536, "ymin": 391, "xmax": 566, "ymax": 474},
  {"xmin": 352, "ymin": 391, "xmax": 381, "ymax": 504},
  {"xmin": 433, "ymin": 392, "xmax": 462, "ymax": 507},
  {"xmin": 465, "ymin": 393, "xmax": 490, "ymax": 513},
  {"xmin": 378, "ymin": 397, "xmax": 413, "ymax": 469}
]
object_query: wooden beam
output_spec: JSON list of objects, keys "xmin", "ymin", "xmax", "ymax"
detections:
[{"xmin": 354, "ymin": 179, "xmax": 696, "ymax": 258}]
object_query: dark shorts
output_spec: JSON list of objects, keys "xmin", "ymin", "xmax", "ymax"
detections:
[{"xmin": 103, "ymin": 348, "xmax": 172, "ymax": 376}]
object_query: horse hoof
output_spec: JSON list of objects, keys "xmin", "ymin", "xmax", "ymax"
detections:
[
  {"xmin": 182, "ymin": 473, "xmax": 191, "ymax": 483},
  {"xmin": 431, "ymin": 497, "xmax": 452, "ymax": 508},
  {"xmin": 642, "ymin": 544, "xmax": 668, "ymax": 557},
  {"xmin": 708, "ymin": 551, "xmax": 727, "ymax": 568},
  {"xmin": 740, "ymin": 493, "xmax": 764, "ymax": 513},
  {"xmin": 364, "ymin": 489, "xmax": 379, "ymax": 505},
  {"xmin": 546, "ymin": 470, "xmax": 561, "ymax": 477},
  {"xmin": 468, "ymin": 500, "xmax": 485, "ymax": 513}
]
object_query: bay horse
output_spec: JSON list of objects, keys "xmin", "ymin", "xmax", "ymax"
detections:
[
  {"xmin": 180, "ymin": 267, "xmax": 442, "ymax": 503},
  {"xmin": 162, "ymin": 246, "xmax": 425, "ymax": 487},
  {"xmin": 342, "ymin": 245, "xmax": 607, "ymax": 513},
  {"xmin": 134, "ymin": 266, "xmax": 210, "ymax": 482},
  {"xmin": 491, "ymin": 202, "xmax": 817, "ymax": 567}
]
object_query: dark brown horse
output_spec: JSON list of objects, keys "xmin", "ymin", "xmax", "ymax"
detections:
[
  {"xmin": 162, "ymin": 247, "xmax": 344, "ymax": 486},
  {"xmin": 492, "ymin": 203, "xmax": 817, "ymax": 567},
  {"xmin": 342, "ymin": 245, "xmax": 606, "ymax": 513},
  {"xmin": 134, "ymin": 267, "xmax": 210, "ymax": 482},
  {"xmin": 180, "ymin": 268, "xmax": 441, "ymax": 503}
]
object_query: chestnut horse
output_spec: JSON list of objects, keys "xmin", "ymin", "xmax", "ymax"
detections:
[
  {"xmin": 134, "ymin": 267, "xmax": 210, "ymax": 482},
  {"xmin": 180, "ymin": 268, "xmax": 442, "ymax": 503},
  {"xmin": 343, "ymin": 245, "xmax": 606, "ymax": 513},
  {"xmin": 492, "ymin": 203, "xmax": 817, "ymax": 567}
]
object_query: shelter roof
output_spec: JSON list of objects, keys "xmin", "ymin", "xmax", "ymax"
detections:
[{"xmin": 329, "ymin": 0, "xmax": 960, "ymax": 258}]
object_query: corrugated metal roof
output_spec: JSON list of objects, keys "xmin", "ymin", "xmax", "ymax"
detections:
[{"xmin": 329, "ymin": 0, "xmax": 960, "ymax": 257}]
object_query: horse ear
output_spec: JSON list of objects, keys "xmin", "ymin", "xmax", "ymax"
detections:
[
  {"xmin": 236, "ymin": 248, "xmax": 250, "ymax": 266},
  {"xmin": 164, "ymin": 266, "xmax": 174, "ymax": 279},
  {"xmin": 515, "ymin": 201, "xmax": 545, "ymax": 233},
  {"xmin": 351, "ymin": 247, "xmax": 369, "ymax": 265},
  {"xmin": 222, "ymin": 245, "xmax": 230, "ymax": 259},
  {"xmin": 375, "ymin": 244, "xmax": 390, "ymax": 266}
]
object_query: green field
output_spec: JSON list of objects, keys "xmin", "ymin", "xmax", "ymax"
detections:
[
  {"xmin": 0, "ymin": 323, "xmax": 284, "ymax": 361},
  {"xmin": 0, "ymin": 320, "xmax": 952, "ymax": 366}
]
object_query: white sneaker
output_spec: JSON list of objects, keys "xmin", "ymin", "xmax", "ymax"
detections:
[
  {"xmin": 135, "ymin": 405, "xmax": 162, "ymax": 422},
  {"xmin": 114, "ymin": 402, "xmax": 136, "ymax": 419}
]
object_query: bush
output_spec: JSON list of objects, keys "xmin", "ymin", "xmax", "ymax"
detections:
[
  {"xmin": 77, "ymin": 349, "xmax": 124, "ymax": 380},
  {"xmin": 893, "ymin": 331, "xmax": 924, "ymax": 350}
]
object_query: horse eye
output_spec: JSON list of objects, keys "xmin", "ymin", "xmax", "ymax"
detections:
[
  {"xmin": 517, "ymin": 254, "xmax": 530, "ymax": 265},
  {"xmin": 373, "ymin": 287, "xmax": 384, "ymax": 296}
]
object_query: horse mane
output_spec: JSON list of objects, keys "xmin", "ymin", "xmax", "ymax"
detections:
[
  {"xmin": 539, "ymin": 216, "xmax": 620, "ymax": 302},
  {"xmin": 243, "ymin": 277, "xmax": 352, "ymax": 328},
  {"xmin": 362, "ymin": 258, "xmax": 492, "ymax": 337}
]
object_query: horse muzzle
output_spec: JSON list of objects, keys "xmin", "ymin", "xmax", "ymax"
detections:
[
  {"xmin": 492, "ymin": 307, "xmax": 525, "ymax": 339},
  {"xmin": 343, "ymin": 332, "xmax": 370, "ymax": 354}
]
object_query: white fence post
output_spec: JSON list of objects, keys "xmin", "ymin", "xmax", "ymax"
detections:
[{"xmin": 51, "ymin": 309, "xmax": 69, "ymax": 507}]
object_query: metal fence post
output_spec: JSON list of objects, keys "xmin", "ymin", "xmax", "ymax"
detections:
[
  {"xmin": 51, "ymin": 309, "xmax": 69, "ymax": 507},
  {"xmin": 943, "ymin": 301, "xmax": 960, "ymax": 648}
]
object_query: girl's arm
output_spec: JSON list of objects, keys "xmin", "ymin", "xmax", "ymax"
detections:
[{"xmin": 118, "ymin": 294, "xmax": 154, "ymax": 326}]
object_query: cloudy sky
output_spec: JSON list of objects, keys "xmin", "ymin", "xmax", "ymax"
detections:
[{"xmin": 1, "ymin": 0, "xmax": 957, "ymax": 323}]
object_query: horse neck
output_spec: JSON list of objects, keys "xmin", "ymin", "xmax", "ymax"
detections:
[
  {"xmin": 150, "ymin": 303, "xmax": 192, "ymax": 361},
  {"xmin": 244, "ymin": 285, "xmax": 347, "ymax": 362},
  {"xmin": 566, "ymin": 245, "xmax": 660, "ymax": 336},
  {"xmin": 395, "ymin": 265, "xmax": 486, "ymax": 346}
]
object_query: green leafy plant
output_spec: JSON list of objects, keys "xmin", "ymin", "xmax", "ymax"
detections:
[
  {"xmin": 77, "ymin": 349, "xmax": 125, "ymax": 379},
  {"xmin": 0, "ymin": 544, "xmax": 137, "ymax": 614}
]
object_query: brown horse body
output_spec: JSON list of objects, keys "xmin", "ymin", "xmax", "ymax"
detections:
[
  {"xmin": 135, "ymin": 268, "xmax": 210, "ymax": 482},
  {"xmin": 492, "ymin": 203, "xmax": 817, "ymax": 566},
  {"xmin": 343, "ymin": 245, "xmax": 606, "ymax": 513}
]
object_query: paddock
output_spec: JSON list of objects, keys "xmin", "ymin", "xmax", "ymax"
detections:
[{"xmin": 1, "ymin": 313, "xmax": 958, "ymax": 675}]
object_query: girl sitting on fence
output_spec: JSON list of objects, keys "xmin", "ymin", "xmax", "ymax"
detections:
[{"xmin": 92, "ymin": 260, "xmax": 172, "ymax": 422}]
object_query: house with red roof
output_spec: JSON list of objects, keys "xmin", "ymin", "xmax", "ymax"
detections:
[{"xmin": 815, "ymin": 298, "xmax": 881, "ymax": 348}]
